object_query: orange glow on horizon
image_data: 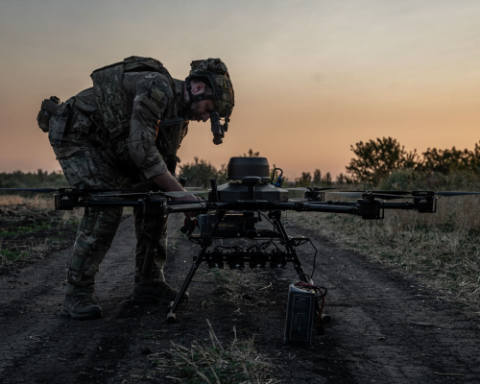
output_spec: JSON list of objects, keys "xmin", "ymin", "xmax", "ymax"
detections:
[{"xmin": 1, "ymin": 1, "xmax": 480, "ymax": 181}]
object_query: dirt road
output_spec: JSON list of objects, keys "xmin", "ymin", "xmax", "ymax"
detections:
[{"xmin": 1, "ymin": 213, "xmax": 479, "ymax": 383}]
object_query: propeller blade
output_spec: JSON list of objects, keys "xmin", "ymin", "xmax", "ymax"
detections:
[
  {"xmin": 335, "ymin": 190, "xmax": 411, "ymax": 195},
  {"xmin": 164, "ymin": 191, "xmax": 209, "ymax": 198},
  {"xmin": 288, "ymin": 198, "xmax": 309, "ymax": 202},
  {"xmin": 329, "ymin": 191, "xmax": 413, "ymax": 200},
  {"xmin": 328, "ymin": 189, "xmax": 480, "ymax": 199},
  {"xmin": 311, "ymin": 187, "xmax": 338, "ymax": 191},
  {"xmin": 103, "ymin": 192, "xmax": 153, "ymax": 198},
  {"xmin": 103, "ymin": 190, "xmax": 209, "ymax": 198},
  {"xmin": 185, "ymin": 187, "xmax": 204, "ymax": 190},
  {"xmin": 329, "ymin": 191, "xmax": 363, "ymax": 198},
  {"xmin": 367, "ymin": 190, "xmax": 411, "ymax": 195},
  {"xmin": 285, "ymin": 187, "xmax": 337, "ymax": 191},
  {"xmin": 435, "ymin": 191, "xmax": 480, "ymax": 197},
  {"xmin": 0, "ymin": 187, "xmax": 61, "ymax": 193},
  {"xmin": 370, "ymin": 193, "xmax": 414, "ymax": 200}
]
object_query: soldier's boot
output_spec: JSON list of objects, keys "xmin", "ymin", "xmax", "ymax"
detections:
[
  {"xmin": 132, "ymin": 281, "xmax": 189, "ymax": 304},
  {"xmin": 61, "ymin": 285, "xmax": 102, "ymax": 319}
]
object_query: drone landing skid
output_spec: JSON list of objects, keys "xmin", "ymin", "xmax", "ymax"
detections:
[{"xmin": 166, "ymin": 212, "xmax": 312, "ymax": 323}]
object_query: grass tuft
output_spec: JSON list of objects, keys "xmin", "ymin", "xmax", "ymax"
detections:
[{"xmin": 158, "ymin": 320, "xmax": 276, "ymax": 384}]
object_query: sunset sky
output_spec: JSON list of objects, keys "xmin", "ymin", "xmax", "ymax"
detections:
[{"xmin": 1, "ymin": 0, "xmax": 479, "ymax": 179}]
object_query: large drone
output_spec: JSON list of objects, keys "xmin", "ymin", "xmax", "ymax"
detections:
[{"xmin": 2, "ymin": 157, "xmax": 479, "ymax": 328}]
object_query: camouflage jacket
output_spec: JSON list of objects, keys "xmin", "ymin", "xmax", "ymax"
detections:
[{"xmin": 73, "ymin": 59, "xmax": 188, "ymax": 180}]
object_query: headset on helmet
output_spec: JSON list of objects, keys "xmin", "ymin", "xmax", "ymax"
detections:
[{"xmin": 185, "ymin": 58, "xmax": 235, "ymax": 145}]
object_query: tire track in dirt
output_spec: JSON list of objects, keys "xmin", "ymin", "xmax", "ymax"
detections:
[
  {"xmin": 0, "ymin": 216, "xmax": 138, "ymax": 383},
  {"xmin": 287, "ymin": 217, "xmax": 480, "ymax": 383}
]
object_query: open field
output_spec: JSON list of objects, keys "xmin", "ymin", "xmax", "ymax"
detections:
[
  {"xmin": 0, "ymin": 196, "xmax": 80, "ymax": 269},
  {"xmin": 1, "ymin": 183, "xmax": 480, "ymax": 382}
]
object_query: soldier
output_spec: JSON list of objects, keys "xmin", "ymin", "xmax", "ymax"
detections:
[{"xmin": 37, "ymin": 57, "xmax": 234, "ymax": 319}]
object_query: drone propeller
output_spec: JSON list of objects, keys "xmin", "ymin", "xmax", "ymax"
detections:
[
  {"xmin": 104, "ymin": 190, "xmax": 209, "ymax": 198},
  {"xmin": 329, "ymin": 190, "xmax": 480, "ymax": 200},
  {"xmin": 328, "ymin": 191, "xmax": 410, "ymax": 200},
  {"xmin": 285, "ymin": 187, "xmax": 338, "ymax": 192},
  {"xmin": 288, "ymin": 198, "xmax": 309, "ymax": 202},
  {"xmin": 0, "ymin": 187, "xmax": 63, "ymax": 193},
  {"xmin": 341, "ymin": 190, "xmax": 411, "ymax": 196},
  {"xmin": 165, "ymin": 191, "xmax": 209, "ymax": 198},
  {"xmin": 0, "ymin": 187, "xmax": 156, "ymax": 194},
  {"xmin": 434, "ymin": 191, "xmax": 480, "ymax": 197},
  {"xmin": 0, "ymin": 187, "xmax": 211, "ymax": 200}
]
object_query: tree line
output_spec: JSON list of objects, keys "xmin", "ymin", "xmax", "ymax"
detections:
[
  {"xmin": 2, "ymin": 140, "xmax": 480, "ymax": 191},
  {"xmin": 0, "ymin": 169, "xmax": 67, "ymax": 192},
  {"xmin": 179, "ymin": 139, "xmax": 480, "ymax": 188},
  {"xmin": 346, "ymin": 137, "xmax": 480, "ymax": 185}
]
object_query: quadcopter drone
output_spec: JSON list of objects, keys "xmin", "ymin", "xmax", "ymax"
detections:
[{"xmin": 3, "ymin": 157, "xmax": 479, "ymax": 331}]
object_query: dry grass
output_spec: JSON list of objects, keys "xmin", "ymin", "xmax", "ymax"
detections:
[
  {"xmin": 153, "ymin": 320, "xmax": 276, "ymax": 384},
  {"xmin": 0, "ymin": 195, "xmax": 82, "ymax": 266},
  {"xmin": 0, "ymin": 195, "xmax": 54, "ymax": 209},
  {"xmin": 288, "ymin": 194, "xmax": 480, "ymax": 316},
  {"xmin": 0, "ymin": 194, "xmax": 85, "ymax": 223}
]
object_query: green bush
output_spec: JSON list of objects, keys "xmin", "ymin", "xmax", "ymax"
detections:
[
  {"xmin": 179, "ymin": 157, "xmax": 227, "ymax": 187},
  {"xmin": 0, "ymin": 169, "xmax": 68, "ymax": 194}
]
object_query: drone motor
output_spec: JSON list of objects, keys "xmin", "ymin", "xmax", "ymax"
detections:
[
  {"xmin": 412, "ymin": 191, "xmax": 437, "ymax": 213},
  {"xmin": 54, "ymin": 190, "xmax": 79, "ymax": 210},
  {"xmin": 356, "ymin": 197, "xmax": 384, "ymax": 220},
  {"xmin": 304, "ymin": 190, "xmax": 325, "ymax": 202}
]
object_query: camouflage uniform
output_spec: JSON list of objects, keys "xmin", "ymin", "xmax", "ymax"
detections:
[{"xmin": 48, "ymin": 57, "xmax": 188, "ymax": 306}]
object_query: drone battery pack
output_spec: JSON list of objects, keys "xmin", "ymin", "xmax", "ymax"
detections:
[{"xmin": 283, "ymin": 283, "xmax": 316, "ymax": 346}]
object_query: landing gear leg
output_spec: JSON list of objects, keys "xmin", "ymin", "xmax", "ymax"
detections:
[{"xmin": 167, "ymin": 211, "xmax": 225, "ymax": 323}]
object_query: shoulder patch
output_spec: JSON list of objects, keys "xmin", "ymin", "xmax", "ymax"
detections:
[
  {"xmin": 138, "ymin": 94, "xmax": 163, "ymax": 118},
  {"xmin": 151, "ymin": 87, "xmax": 167, "ymax": 104}
]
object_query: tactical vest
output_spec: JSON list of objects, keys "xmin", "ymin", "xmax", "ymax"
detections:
[
  {"xmin": 91, "ymin": 56, "xmax": 177, "ymax": 141},
  {"xmin": 91, "ymin": 56, "xmax": 187, "ymax": 175}
]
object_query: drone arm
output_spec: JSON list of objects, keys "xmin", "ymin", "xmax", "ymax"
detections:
[
  {"xmin": 77, "ymin": 200, "xmax": 142, "ymax": 208},
  {"xmin": 308, "ymin": 200, "xmax": 357, "ymax": 207},
  {"xmin": 269, "ymin": 202, "xmax": 357, "ymax": 215},
  {"xmin": 382, "ymin": 202, "xmax": 414, "ymax": 210},
  {"xmin": 165, "ymin": 201, "xmax": 234, "ymax": 214}
]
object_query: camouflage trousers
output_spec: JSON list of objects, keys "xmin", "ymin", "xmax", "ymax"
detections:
[
  {"xmin": 66, "ymin": 202, "xmax": 169, "ymax": 289},
  {"xmin": 49, "ymin": 102, "xmax": 169, "ymax": 291}
]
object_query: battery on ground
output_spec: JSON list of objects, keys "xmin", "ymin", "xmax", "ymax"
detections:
[{"xmin": 283, "ymin": 282, "xmax": 316, "ymax": 346}]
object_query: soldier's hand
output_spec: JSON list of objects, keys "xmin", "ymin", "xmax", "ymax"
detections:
[{"xmin": 175, "ymin": 195, "xmax": 203, "ymax": 218}]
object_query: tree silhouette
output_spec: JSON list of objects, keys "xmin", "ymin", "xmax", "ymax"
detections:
[
  {"xmin": 296, "ymin": 172, "xmax": 312, "ymax": 187},
  {"xmin": 346, "ymin": 137, "xmax": 418, "ymax": 184},
  {"xmin": 419, "ymin": 147, "xmax": 471, "ymax": 174},
  {"xmin": 179, "ymin": 157, "xmax": 227, "ymax": 187},
  {"xmin": 323, "ymin": 172, "xmax": 332, "ymax": 186}
]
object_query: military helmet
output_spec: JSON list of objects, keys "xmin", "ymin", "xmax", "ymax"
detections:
[
  {"xmin": 185, "ymin": 58, "xmax": 234, "ymax": 144},
  {"xmin": 186, "ymin": 58, "xmax": 234, "ymax": 117}
]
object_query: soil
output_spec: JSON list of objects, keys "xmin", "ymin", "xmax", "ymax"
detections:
[
  {"xmin": 1, "ymin": 212, "xmax": 480, "ymax": 383},
  {"xmin": 0, "ymin": 205, "xmax": 78, "ymax": 272}
]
